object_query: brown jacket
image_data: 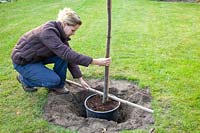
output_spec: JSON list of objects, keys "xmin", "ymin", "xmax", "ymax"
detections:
[{"xmin": 11, "ymin": 21, "xmax": 93, "ymax": 78}]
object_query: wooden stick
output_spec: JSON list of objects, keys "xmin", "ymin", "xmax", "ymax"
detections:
[
  {"xmin": 65, "ymin": 79, "xmax": 154, "ymax": 113},
  {"xmin": 103, "ymin": 0, "xmax": 112, "ymax": 103}
]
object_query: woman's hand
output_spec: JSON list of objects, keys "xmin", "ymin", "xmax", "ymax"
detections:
[
  {"xmin": 79, "ymin": 77, "xmax": 90, "ymax": 90},
  {"xmin": 91, "ymin": 57, "xmax": 111, "ymax": 66}
]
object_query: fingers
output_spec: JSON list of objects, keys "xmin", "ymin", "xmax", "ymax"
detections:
[
  {"xmin": 82, "ymin": 84, "xmax": 90, "ymax": 92},
  {"xmin": 99, "ymin": 57, "xmax": 111, "ymax": 66},
  {"xmin": 79, "ymin": 78, "xmax": 90, "ymax": 90},
  {"xmin": 91, "ymin": 57, "xmax": 112, "ymax": 66},
  {"xmin": 83, "ymin": 84, "xmax": 90, "ymax": 90},
  {"xmin": 100, "ymin": 57, "xmax": 111, "ymax": 66},
  {"xmin": 81, "ymin": 82, "xmax": 89, "ymax": 88},
  {"xmin": 105, "ymin": 57, "xmax": 111, "ymax": 66}
]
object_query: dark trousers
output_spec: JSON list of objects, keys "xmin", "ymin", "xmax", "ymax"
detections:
[{"xmin": 13, "ymin": 56, "xmax": 68, "ymax": 89}]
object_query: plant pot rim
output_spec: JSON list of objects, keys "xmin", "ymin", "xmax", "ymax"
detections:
[{"xmin": 84, "ymin": 93, "xmax": 120, "ymax": 113}]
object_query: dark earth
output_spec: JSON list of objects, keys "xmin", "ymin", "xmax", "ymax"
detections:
[
  {"xmin": 44, "ymin": 79, "xmax": 154, "ymax": 133},
  {"xmin": 86, "ymin": 94, "xmax": 119, "ymax": 111}
]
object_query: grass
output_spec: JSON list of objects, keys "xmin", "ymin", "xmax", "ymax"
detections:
[{"xmin": 0, "ymin": 0, "xmax": 200, "ymax": 132}]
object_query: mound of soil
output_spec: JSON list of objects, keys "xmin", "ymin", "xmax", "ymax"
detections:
[{"xmin": 43, "ymin": 79, "xmax": 154, "ymax": 132}]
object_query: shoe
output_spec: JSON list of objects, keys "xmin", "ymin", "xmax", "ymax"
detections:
[
  {"xmin": 52, "ymin": 87, "xmax": 69, "ymax": 94},
  {"xmin": 16, "ymin": 75, "xmax": 38, "ymax": 92}
]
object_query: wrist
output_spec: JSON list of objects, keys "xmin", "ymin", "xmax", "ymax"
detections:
[
  {"xmin": 91, "ymin": 59, "xmax": 99, "ymax": 65},
  {"xmin": 91, "ymin": 59, "xmax": 96, "ymax": 65}
]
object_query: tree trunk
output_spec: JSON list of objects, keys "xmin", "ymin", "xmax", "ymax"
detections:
[{"xmin": 103, "ymin": 0, "xmax": 112, "ymax": 104}]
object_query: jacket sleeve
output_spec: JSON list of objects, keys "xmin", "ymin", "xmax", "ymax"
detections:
[
  {"xmin": 40, "ymin": 28, "xmax": 93, "ymax": 67},
  {"xmin": 68, "ymin": 63, "xmax": 82, "ymax": 78}
]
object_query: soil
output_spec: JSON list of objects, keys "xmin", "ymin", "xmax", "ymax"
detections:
[
  {"xmin": 44, "ymin": 79, "xmax": 154, "ymax": 133},
  {"xmin": 86, "ymin": 95, "xmax": 119, "ymax": 111}
]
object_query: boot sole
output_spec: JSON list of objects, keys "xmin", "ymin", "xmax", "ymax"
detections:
[{"xmin": 16, "ymin": 75, "xmax": 38, "ymax": 92}]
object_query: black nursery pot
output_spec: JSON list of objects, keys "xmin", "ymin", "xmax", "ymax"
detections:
[{"xmin": 84, "ymin": 94, "xmax": 120, "ymax": 121}]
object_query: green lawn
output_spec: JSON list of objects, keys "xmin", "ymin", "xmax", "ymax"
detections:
[{"xmin": 0, "ymin": 0, "xmax": 200, "ymax": 132}]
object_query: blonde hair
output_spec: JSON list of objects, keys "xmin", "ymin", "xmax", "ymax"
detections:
[{"xmin": 57, "ymin": 8, "xmax": 82, "ymax": 26}]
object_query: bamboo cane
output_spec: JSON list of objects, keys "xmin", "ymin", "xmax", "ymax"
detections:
[{"xmin": 65, "ymin": 79, "xmax": 154, "ymax": 113}]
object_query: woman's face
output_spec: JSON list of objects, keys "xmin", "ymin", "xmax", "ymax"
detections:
[{"xmin": 63, "ymin": 23, "xmax": 80, "ymax": 37}]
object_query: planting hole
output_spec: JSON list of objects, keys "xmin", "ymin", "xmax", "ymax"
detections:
[{"xmin": 44, "ymin": 79, "xmax": 154, "ymax": 132}]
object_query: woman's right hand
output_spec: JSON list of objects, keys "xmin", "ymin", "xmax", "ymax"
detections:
[{"xmin": 91, "ymin": 57, "xmax": 111, "ymax": 66}]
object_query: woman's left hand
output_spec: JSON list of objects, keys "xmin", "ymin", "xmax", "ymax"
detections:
[{"xmin": 79, "ymin": 77, "xmax": 90, "ymax": 90}]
